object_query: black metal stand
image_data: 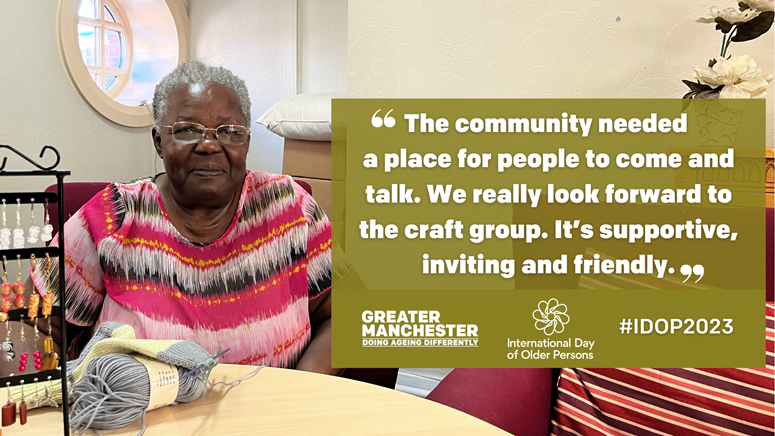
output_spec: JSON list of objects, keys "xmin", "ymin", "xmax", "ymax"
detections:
[{"xmin": 0, "ymin": 144, "xmax": 69, "ymax": 435}]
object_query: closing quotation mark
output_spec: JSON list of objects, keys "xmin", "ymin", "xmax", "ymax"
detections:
[
  {"xmin": 679, "ymin": 264, "xmax": 705, "ymax": 283},
  {"xmin": 372, "ymin": 109, "xmax": 396, "ymax": 128}
]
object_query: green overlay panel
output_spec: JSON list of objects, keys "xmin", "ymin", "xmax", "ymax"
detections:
[{"xmin": 331, "ymin": 99, "xmax": 766, "ymax": 368}]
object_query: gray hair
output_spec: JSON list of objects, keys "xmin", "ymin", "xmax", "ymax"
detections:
[{"xmin": 152, "ymin": 60, "xmax": 251, "ymax": 125}]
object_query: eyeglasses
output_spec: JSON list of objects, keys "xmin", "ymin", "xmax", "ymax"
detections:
[{"xmin": 159, "ymin": 122, "xmax": 250, "ymax": 146}]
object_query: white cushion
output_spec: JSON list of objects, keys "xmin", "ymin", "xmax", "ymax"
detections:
[{"xmin": 256, "ymin": 92, "xmax": 345, "ymax": 141}]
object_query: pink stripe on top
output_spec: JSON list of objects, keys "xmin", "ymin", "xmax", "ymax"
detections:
[{"xmin": 34, "ymin": 172, "xmax": 332, "ymax": 367}]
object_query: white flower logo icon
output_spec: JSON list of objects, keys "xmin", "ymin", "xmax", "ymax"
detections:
[{"xmin": 533, "ymin": 298, "xmax": 570, "ymax": 336}]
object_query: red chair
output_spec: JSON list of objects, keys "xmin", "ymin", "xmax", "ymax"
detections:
[
  {"xmin": 44, "ymin": 182, "xmax": 109, "ymax": 235},
  {"xmin": 45, "ymin": 180, "xmax": 398, "ymax": 389},
  {"xmin": 426, "ymin": 368, "xmax": 554, "ymax": 436}
]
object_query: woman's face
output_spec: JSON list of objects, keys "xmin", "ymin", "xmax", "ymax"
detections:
[{"xmin": 153, "ymin": 83, "xmax": 249, "ymax": 205}]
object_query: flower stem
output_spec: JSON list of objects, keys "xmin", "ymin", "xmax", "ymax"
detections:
[
  {"xmin": 720, "ymin": 33, "xmax": 727, "ymax": 57},
  {"xmin": 722, "ymin": 26, "xmax": 737, "ymax": 57}
]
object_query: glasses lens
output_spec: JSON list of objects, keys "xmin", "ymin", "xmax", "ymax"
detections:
[
  {"xmin": 217, "ymin": 125, "xmax": 248, "ymax": 145},
  {"xmin": 172, "ymin": 122, "xmax": 205, "ymax": 143}
]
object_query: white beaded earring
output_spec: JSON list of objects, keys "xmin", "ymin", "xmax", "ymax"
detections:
[
  {"xmin": 12, "ymin": 199, "xmax": 24, "ymax": 249},
  {"xmin": 0, "ymin": 199, "xmax": 9, "ymax": 250},
  {"xmin": 41, "ymin": 199, "xmax": 53, "ymax": 243},
  {"xmin": 27, "ymin": 199, "xmax": 40, "ymax": 244}
]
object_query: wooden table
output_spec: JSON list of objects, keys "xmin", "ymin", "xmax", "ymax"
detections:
[{"xmin": 11, "ymin": 365, "xmax": 510, "ymax": 435}]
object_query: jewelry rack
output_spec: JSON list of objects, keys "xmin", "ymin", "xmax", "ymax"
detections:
[{"xmin": 0, "ymin": 144, "xmax": 69, "ymax": 434}]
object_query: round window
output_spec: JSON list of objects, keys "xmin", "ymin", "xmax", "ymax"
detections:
[
  {"xmin": 59, "ymin": 0, "xmax": 189, "ymax": 127},
  {"xmin": 77, "ymin": 0, "xmax": 132, "ymax": 98}
]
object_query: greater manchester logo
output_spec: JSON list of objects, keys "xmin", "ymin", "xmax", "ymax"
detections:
[{"xmin": 533, "ymin": 298, "xmax": 570, "ymax": 336}]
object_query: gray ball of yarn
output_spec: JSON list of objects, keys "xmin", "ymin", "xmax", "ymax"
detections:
[{"xmin": 69, "ymin": 353, "xmax": 209, "ymax": 435}]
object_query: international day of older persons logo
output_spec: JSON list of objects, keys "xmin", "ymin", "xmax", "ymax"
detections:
[{"xmin": 533, "ymin": 298, "xmax": 570, "ymax": 336}]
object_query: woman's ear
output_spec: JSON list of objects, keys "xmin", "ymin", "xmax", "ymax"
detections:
[{"xmin": 152, "ymin": 126, "xmax": 164, "ymax": 159}]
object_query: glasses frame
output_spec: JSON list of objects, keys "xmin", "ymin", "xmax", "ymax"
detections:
[{"xmin": 158, "ymin": 121, "xmax": 251, "ymax": 146}]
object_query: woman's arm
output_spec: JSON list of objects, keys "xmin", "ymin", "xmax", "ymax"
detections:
[{"xmin": 295, "ymin": 290, "xmax": 343, "ymax": 375}]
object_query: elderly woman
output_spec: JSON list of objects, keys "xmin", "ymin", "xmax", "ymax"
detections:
[{"xmin": 30, "ymin": 60, "xmax": 336, "ymax": 373}]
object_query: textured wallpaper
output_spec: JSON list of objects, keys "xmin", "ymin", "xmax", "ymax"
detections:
[
  {"xmin": 299, "ymin": 0, "xmax": 348, "ymax": 94},
  {"xmin": 0, "ymin": 0, "xmax": 156, "ymax": 191},
  {"xmin": 188, "ymin": 0, "xmax": 298, "ymax": 174},
  {"xmin": 348, "ymin": 0, "xmax": 774, "ymax": 146}
]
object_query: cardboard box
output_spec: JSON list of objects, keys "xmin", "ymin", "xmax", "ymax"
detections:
[
  {"xmin": 293, "ymin": 177, "xmax": 331, "ymax": 219},
  {"xmin": 283, "ymin": 139, "xmax": 331, "ymax": 180}
]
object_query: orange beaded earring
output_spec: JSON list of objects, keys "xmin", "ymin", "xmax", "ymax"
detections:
[
  {"xmin": 12, "ymin": 256, "xmax": 24, "ymax": 309},
  {"xmin": 27, "ymin": 255, "xmax": 39, "ymax": 319},
  {"xmin": 41, "ymin": 255, "xmax": 53, "ymax": 318},
  {"xmin": 0, "ymin": 257, "xmax": 10, "ymax": 322}
]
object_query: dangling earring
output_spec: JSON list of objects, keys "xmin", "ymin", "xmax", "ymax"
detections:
[
  {"xmin": 0, "ymin": 257, "xmax": 10, "ymax": 322},
  {"xmin": 18, "ymin": 314, "xmax": 26, "ymax": 372},
  {"xmin": 18, "ymin": 380, "xmax": 26, "ymax": 425},
  {"xmin": 27, "ymin": 255, "xmax": 39, "ymax": 320},
  {"xmin": 32, "ymin": 319, "xmax": 41, "ymax": 371},
  {"xmin": 0, "ymin": 259, "xmax": 12, "ymax": 362},
  {"xmin": 0, "ymin": 315, "xmax": 13, "ymax": 363},
  {"xmin": 12, "ymin": 198, "xmax": 24, "ymax": 249},
  {"xmin": 44, "ymin": 376, "xmax": 58, "ymax": 408},
  {"xmin": 41, "ymin": 254, "xmax": 53, "ymax": 319},
  {"xmin": 41, "ymin": 317, "xmax": 58, "ymax": 371},
  {"xmin": 27, "ymin": 199, "xmax": 39, "ymax": 244},
  {"xmin": 13, "ymin": 256, "xmax": 24, "ymax": 309},
  {"xmin": 29, "ymin": 378, "xmax": 40, "ymax": 409},
  {"xmin": 41, "ymin": 200, "xmax": 53, "ymax": 243},
  {"xmin": 0, "ymin": 199, "xmax": 9, "ymax": 250},
  {"xmin": 28, "ymin": 256, "xmax": 41, "ymax": 371},
  {"xmin": 2, "ymin": 381, "xmax": 15, "ymax": 426}
]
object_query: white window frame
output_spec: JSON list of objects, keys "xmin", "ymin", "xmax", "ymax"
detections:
[{"xmin": 59, "ymin": 0, "xmax": 189, "ymax": 127}]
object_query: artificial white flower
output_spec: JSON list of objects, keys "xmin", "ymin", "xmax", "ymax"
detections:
[
  {"xmin": 696, "ymin": 5, "xmax": 761, "ymax": 25},
  {"xmin": 744, "ymin": 0, "xmax": 774, "ymax": 12},
  {"xmin": 694, "ymin": 55, "xmax": 772, "ymax": 98}
]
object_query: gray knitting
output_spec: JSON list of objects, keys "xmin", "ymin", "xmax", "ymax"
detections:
[
  {"xmin": 66, "ymin": 322, "xmax": 217, "ymax": 384},
  {"xmin": 66, "ymin": 321, "xmax": 124, "ymax": 381},
  {"xmin": 157, "ymin": 340, "xmax": 215, "ymax": 370}
]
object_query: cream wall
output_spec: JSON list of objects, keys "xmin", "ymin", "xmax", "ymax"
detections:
[
  {"xmin": 348, "ymin": 0, "xmax": 774, "ymax": 146},
  {"xmin": 299, "ymin": 0, "xmax": 348, "ymax": 94},
  {"xmin": 186, "ymin": 0, "xmax": 347, "ymax": 174},
  {"xmin": 0, "ymin": 0, "xmax": 156, "ymax": 191},
  {"xmin": 188, "ymin": 0, "xmax": 298, "ymax": 173}
]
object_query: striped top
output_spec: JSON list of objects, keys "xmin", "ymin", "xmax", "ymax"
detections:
[
  {"xmin": 551, "ymin": 302, "xmax": 775, "ymax": 436},
  {"xmin": 33, "ymin": 172, "xmax": 332, "ymax": 367}
]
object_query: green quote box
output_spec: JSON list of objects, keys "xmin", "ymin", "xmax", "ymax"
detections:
[{"xmin": 331, "ymin": 99, "xmax": 766, "ymax": 368}]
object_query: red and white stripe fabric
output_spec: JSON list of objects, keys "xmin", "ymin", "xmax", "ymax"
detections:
[{"xmin": 551, "ymin": 302, "xmax": 775, "ymax": 436}]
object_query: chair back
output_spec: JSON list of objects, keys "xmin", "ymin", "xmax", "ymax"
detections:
[{"xmin": 44, "ymin": 182, "xmax": 111, "ymax": 237}]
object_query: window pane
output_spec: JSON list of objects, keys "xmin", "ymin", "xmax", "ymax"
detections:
[
  {"xmin": 91, "ymin": 73, "xmax": 99, "ymax": 86},
  {"xmin": 105, "ymin": 75, "xmax": 118, "ymax": 91},
  {"xmin": 104, "ymin": 5, "xmax": 118, "ymax": 22},
  {"xmin": 78, "ymin": 24, "xmax": 99, "ymax": 66},
  {"xmin": 104, "ymin": 29, "xmax": 122, "ymax": 69},
  {"xmin": 78, "ymin": 0, "xmax": 97, "ymax": 18}
]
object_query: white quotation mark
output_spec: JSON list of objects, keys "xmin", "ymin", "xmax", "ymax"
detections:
[
  {"xmin": 680, "ymin": 264, "xmax": 705, "ymax": 283},
  {"xmin": 372, "ymin": 109, "xmax": 396, "ymax": 128}
]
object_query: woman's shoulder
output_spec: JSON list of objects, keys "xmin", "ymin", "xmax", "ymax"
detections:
[
  {"xmin": 109, "ymin": 178, "xmax": 160, "ymax": 209},
  {"xmin": 244, "ymin": 171, "xmax": 307, "ymax": 197},
  {"xmin": 76, "ymin": 178, "xmax": 158, "ymax": 228},
  {"xmin": 245, "ymin": 171, "xmax": 292, "ymax": 186},
  {"xmin": 239, "ymin": 172, "xmax": 311, "ymax": 220}
]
